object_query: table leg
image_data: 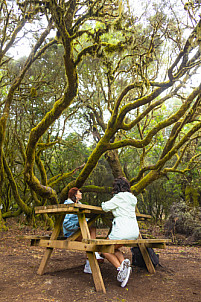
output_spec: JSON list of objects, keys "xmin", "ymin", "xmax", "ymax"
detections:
[
  {"xmin": 138, "ymin": 233, "xmax": 155, "ymax": 274},
  {"xmin": 78, "ymin": 213, "xmax": 106, "ymax": 293},
  {"xmin": 77, "ymin": 213, "xmax": 91, "ymax": 239},
  {"xmin": 37, "ymin": 214, "xmax": 64, "ymax": 275},
  {"xmin": 87, "ymin": 252, "xmax": 106, "ymax": 293}
]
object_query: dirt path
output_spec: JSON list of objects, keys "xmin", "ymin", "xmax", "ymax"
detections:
[{"xmin": 0, "ymin": 222, "xmax": 200, "ymax": 302}]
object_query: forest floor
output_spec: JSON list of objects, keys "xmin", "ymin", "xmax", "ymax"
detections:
[{"xmin": 0, "ymin": 219, "xmax": 200, "ymax": 302}]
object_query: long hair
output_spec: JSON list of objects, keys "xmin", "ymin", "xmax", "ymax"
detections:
[
  {"xmin": 68, "ymin": 187, "xmax": 80, "ymax": 202},
  {"xmin": 112, "ymin": 177, "xmax": 131, "ymax": 194}
]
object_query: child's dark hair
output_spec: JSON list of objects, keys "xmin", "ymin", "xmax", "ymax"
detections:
[{"xmin": 112, "ymin": 177, "xmax": 131, "ymax": 194}]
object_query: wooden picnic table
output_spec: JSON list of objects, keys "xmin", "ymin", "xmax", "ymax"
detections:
[{"xmin": 33, "ymin": 203, "xmax": 170, "ymax": 293}]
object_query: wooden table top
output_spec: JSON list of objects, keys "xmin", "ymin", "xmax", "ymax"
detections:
[
  {"xmin": 35, "ymin": 203, "xmax": 105, "ymax": 214},
  {"xmin": 35, "ymin": 203, "xmax": 152, "ymax": 219}
]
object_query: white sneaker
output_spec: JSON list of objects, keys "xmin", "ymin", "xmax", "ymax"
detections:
[
  {"xmin": 84, "ymin": 260, "xmax": 92, "ymax": 274},
  {"xmin": 117, "ymin": 259, "xmax": 130, "ymax": 282},
  {"xmin": 121, "ymin": 266, "xmax": 132, "ymax": 288},
  {"xmin": 95, "ymin": 252, "xmax": 104, "ymax": 260},
  {"xmin": 95, "ymin": 252, "xmax": 104, "ymax": 263}
]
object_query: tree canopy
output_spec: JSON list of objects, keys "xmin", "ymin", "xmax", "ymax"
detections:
[{"xmin": 0, "ymin": 0, "xmax": 201, "ymax": 227}]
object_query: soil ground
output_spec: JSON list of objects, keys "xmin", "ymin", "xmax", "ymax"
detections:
[{"xmin": 0, "ymin": 220, "xmax": 200, "ymax": 302}]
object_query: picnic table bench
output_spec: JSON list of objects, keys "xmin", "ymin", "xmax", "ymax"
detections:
[{"xmin": 22, "ymin": 203, "xmax": 171, "ymax": 293}]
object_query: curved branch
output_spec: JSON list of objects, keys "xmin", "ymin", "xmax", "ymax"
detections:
[
  {"xmin": 121, "ymin": 73, "xmax": 191, "ymax": 131},
  {"xmin": 2, "ymin": 208, "xmax": 22, "ymax": 219},
  {"xmin": 80, "ymin": 185, "xmax": 112, "ymax": 194},
  {"xmin": 48, "ymin": 163, "xmax": 85, "ymax": 188},
  {"xmin": 116, "ymin": 84, "xmax": 171, "ymax": 128},
  {"xmin": 108, "ymin": 84, "xmax": 201, "ymax": 150},
  {"xmin": 0, "ymin": 21, "xmax": 54, "ymax": 191},
  {"xmin": 160, "ymin": 92, "xmax": 201, "ymax": 159},
  {"xmin": 168, "ymin": 19, "xmax": 201, "ymax": 81},
  {"xmin": 35, "ymin": 152, "xmax": 47, "ymax": 186},
  {"xmin": 131, "ymin": 119, "xmax": 201, "ymax": 188},
  {"xmin": 0, "ymin": 15, "xmax": 26, "ymax": 62},
  {"xmin": 74, "ymin": 43, "xmax": 99, "ymax": 66},
  {"xmin": 25, "ymin": 7, "xmax": 79, "ymax": 203},
  {"xmin": 3, "ymin": 153, "xmax": 32, "ymax": 216}
]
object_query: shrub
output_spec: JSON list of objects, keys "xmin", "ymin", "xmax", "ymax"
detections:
[{"xmin": 164, "ymin": 201, "xmax": 201, "ymax": 243}]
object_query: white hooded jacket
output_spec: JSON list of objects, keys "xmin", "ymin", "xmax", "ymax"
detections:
[{"xmin": 101, "ymin": 192, "xmax": 139, "ymax": 240}]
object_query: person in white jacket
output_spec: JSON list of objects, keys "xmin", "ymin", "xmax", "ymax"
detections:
[{"xmin": 101, "ymin": 177, "xmax": 139, "ymax": 288}]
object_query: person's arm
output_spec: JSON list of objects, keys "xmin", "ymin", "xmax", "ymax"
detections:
[{"xmin": 101, "ymin": 195, "xmax": 118, "ymax": 212}]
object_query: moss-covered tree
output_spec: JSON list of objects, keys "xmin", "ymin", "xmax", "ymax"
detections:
[{"xmin": 1, "ymin": 0, "xmax": 201, "ymax": 227}]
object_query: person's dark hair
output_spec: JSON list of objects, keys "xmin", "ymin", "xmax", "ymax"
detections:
[
  {"xmin": 68, "ymin": 187, "xmax": 80, "ymax": 202},
  {"xmin": 112, "ymin": 177, "xmax": 131, "ymax": 194}
]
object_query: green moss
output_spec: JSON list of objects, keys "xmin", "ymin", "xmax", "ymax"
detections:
[
  {"xmin": 0, "ymin": 210, "xmax": 8, "ymax": 231},
  {"xmin": 104, "ymin": 43, "xmax": 125, "ymax": 54},
  {"xmin": 185, "ymin": 185, "xmax": 199, "ymax": 207}
]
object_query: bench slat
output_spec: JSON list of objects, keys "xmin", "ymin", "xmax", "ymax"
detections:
[
  {"xmin": 36, "ymin": 239, "xmax": 115, "ymax": 253},
  {"xmin": 19, "ymin": 235, "xmax": 168, "ymax": 249},
  {"xmin": 82, "ymin": 238, "xmax": 171, "ymax": 245},
  {"xmin": 26, "ymin": 238, "xmax": 166, "ymax": 250},
  {"xmin": 17, "ymin": 235, "xmax": 66, "ymax": 240}
]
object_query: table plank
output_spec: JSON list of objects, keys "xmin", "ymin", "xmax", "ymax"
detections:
[
  {"xmin": 35, "ymin": 204, "xmax": 104, "ymax": 214},
  {"xmin": 35, "ymin": 206, "xmax": 91, "ymax": 215}
]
